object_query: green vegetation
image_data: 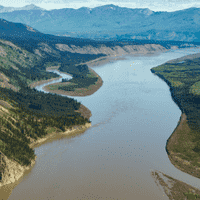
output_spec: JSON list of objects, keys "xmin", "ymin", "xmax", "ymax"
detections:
[
  {"xmin": 151, "ymin": 55, "xmax": 200, "ymax": 177},
  {"xmin": 184, "ymin": 192, "xmax": 200, "ymax": 200},
  {"xmin": 58, "ymin": 75, "xmax": 98, "ymax": 91},
  {"xmin": 0, "ymin": 40, "xmax": 59, "ymax": 90},
  {"xmin": 59, "ymin": 63, "xmax": 90, "ymax": 77},
  {"xmin": 0, "ymin": 39, "xmax": 92, "ymax": 179},
  {"xmin": 48, "ymin": 66, "xmax": 98, "ymax": 92},
  {"xmin": 0, "ymin": 86, "xmax": 90, "ymax": 167},
  {"xmin": 190, "ymin": 81, "xmax": 200, "ymax": 95},
  {"xmin": 151, "ymin": 58, "xmax": 200, "ymax": 131}
]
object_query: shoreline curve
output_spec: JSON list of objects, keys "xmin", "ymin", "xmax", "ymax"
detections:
[
  {"xmin": 42, "ymin": 68, "xmax": 103, "ymax": 97},
  {"xmin": 0, "ymin": 68, "xmax": 96, "ymax": 189}
]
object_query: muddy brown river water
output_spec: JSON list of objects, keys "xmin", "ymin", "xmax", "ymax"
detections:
[{"xmin": 2, "ymin": 48, "xmax": 200, "ymax": 200}]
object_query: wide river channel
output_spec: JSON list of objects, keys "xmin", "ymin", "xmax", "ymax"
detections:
[{"xmin": 4, "ymin": 47, "xmax": 200, "ymax": 200}]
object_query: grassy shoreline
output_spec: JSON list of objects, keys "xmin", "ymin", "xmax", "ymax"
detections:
[
  {"xmin": 166, "ymin": 112, "xmax": 200, "ymax": 179},
  {"xmin": 150, "ymin": 53, "xmax": 200, "ymax": 199},
  {"xmin": 151, "ymin": 53, "xmax": 200, "ymax": 180},
  {"xmin": 29, "ymin": 122, "xmax": 91, "ymax": 149}
]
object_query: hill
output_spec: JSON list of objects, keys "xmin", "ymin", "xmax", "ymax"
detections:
[{"xmin": 1, "ymin": 5, "xmax": 200, "ymax": 42}]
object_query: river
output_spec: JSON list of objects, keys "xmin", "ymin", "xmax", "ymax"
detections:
[{"xmin": 4, "ymin": 48, "xmax": 200, "ymax": 200}]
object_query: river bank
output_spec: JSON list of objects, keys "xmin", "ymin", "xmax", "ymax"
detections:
[
  {"xmin": 42, "ymin": 68, "xmax": 103, "ymax": 97},
  {"xmin": 0, "ymin": 121, "xmax": 91, "ymax": 190},
  {"xmin": 0, "ymin": 101, "xmax": 92, "ymax": 192},
  {"xmin": 0, "ymin": 122, "xmax": 92, "ymax": 199},
  {"xmin": 151, "ymin": 52, "xmax": 200, "ymax": 180},
  {"xmin": 79, "ymin": 52, "xmax": 164, "ymax": 68},
  {"xmin": 166, "ymin": 112, "xmax": 200, "ymax": 180},
  {"xmin": 0, "ymin": 65, "xmax": 94, "ymax": 196},
  {"xmin": 151, "ymin": 170, "xmax": 200, "ymax": 200},
  {"xmin": 28, "ymin": 101, "xmax": 92, "ymax": 149},
  {"xmin": 0, "ymin": 60, "xmax": 95, "ymax": 191},
  {"xmin": 29, "ymin": 122, "xmax": 91, "ymax": 149}
]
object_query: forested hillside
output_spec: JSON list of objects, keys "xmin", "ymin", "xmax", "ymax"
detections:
[
  {"xmin": 0, "ymin": 39, "xmax": 59, "ymax": 90},
  {"xmin": 0, "ymin": 38, "xmax": 91, "ymax": 182}
]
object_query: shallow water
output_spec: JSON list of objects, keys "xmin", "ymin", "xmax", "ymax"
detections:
[{"xmin": 5, "ymin": 48, "xmax": 200, "ymax": 200}]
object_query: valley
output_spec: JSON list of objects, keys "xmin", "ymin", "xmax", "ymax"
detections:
[{"xmin": 1, "ymin": 6, "xmax": 200, "ymax": 199}]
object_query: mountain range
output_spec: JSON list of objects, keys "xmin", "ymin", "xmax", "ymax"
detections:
[
  {"xmin": 0, "ymin": 4, "xmax": 44, "ymax": 13},
  {"xmin": 0, "ymin": 4, "xmax": 200, "ymax": 42},
  {"xmin": 2, "ymin": 17, "xmax": 195, "ymax": 68}
]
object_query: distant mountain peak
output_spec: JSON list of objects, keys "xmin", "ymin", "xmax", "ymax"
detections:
[
  {"xmin": 104, "ymin": 4, "xmax": 118, "ymax": 9},
  {"xmin": 78, "ymin": 7, "xmax": 91, "ymax": 10},
  {"xmin": 21, "ymin": 4, "xmax": 45, "ymax": 10},
  {"xmin": 96, "ymin": 4, "xmax": 118, "ymax": 9},
  {"xmin": 105, "ymin": 4, "xmax": 118, "ymax": 7},
  {"xmin": 139, "ymin": 8, "xmax": 153, "ymax": 15},
  {"xmin": 0, "ymin": 4, "xmax": 45, "ymax": 13}
]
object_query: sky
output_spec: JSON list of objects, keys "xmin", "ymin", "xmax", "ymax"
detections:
[{"xmin": 1, "ymin": 0, "xmax": 200, "ymax": 12}]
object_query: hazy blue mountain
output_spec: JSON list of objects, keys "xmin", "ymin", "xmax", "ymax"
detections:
[
  {"xmin": 0, "ymin": 4, "xmax": 45, "ymax": 13},
  {"xmin": 0, "ymin": 4, "xmax": 153, "ymax": 35},
  {"xmin": 1, "ymin": 4, "xmax": 200, "ymax": 41}
]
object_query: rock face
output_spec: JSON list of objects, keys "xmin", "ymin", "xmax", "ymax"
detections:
[{"xmin": 0, "ymin": 153, "xmax": 36, "ymax": 187}]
